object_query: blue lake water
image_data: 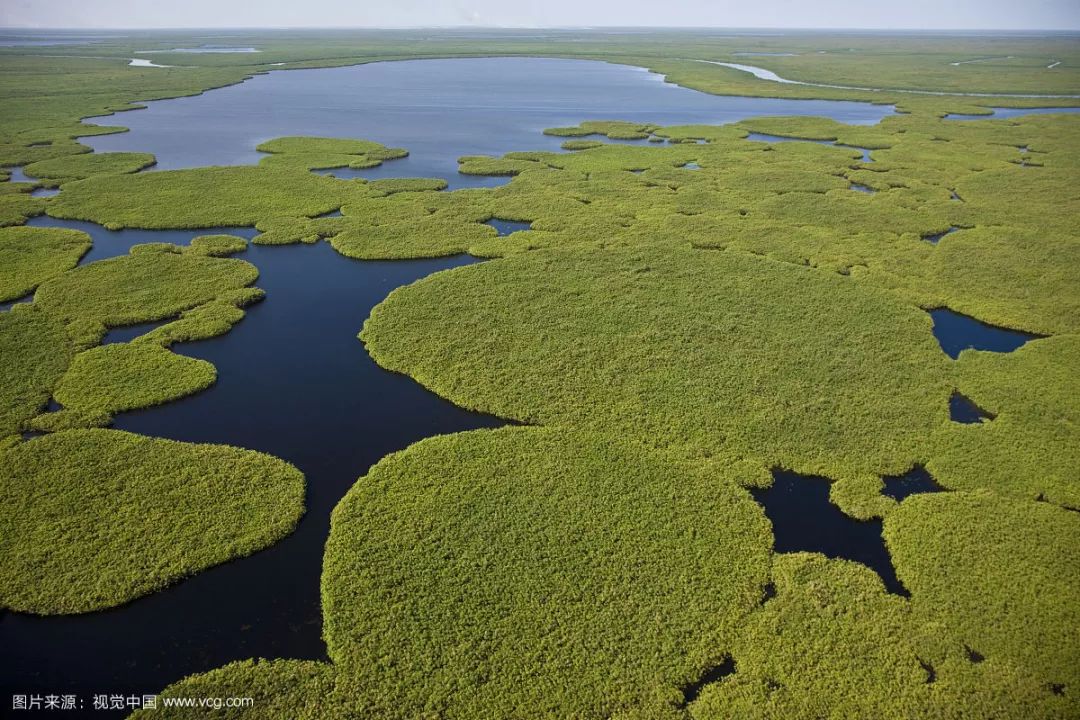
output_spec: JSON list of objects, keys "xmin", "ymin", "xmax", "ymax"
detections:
[
  {"xmin": 949, "ymin": 392, "xmax": 993, "ymax": 423},
  {"xmin": 485, "ymin": 218, "xmax": 532, "ymax": 236},
  {"xmin": 881, "ymin": 466, "xmax": 943, "ymax": 502},
  {"xmin": 86, "ymin": 57, "xmax": 896, "ymax": 182},
  {"xmin": 945, "ymin": 106, "xmax": 1080, "ymax": 120},
  {"xmin": 750, "ymin": 470, "xmax": 909, "ymax": 596},
  {"xmin": 930, "ymin": 308, "xmax": 1042, "ymax": 359}
]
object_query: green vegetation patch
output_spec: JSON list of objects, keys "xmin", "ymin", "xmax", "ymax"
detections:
[
  {"xmin": 0, "ymin": 224, "xmax": 90, "ymax": 301},
  {"xmin": 22, "ymin": 151, "xmax": 156, "ymax": 182},
  {"xmin": 50, "ymin": 342, "xmax": 216, "ymax": 425},
  {"xmin": 692, "ymin": 553, "xmax": 1069, "ymax": 719},
  {"xmin": 34, "ymin": 249, "xmax": 258, "ymax": 348},
  {"xmin": 928, "ymin": 336, "xmax": 1080, "ymax": 508},
  {"xmin": 0, "ymin": 428, "xmax": 305, "ymax": 614},
  {"xmin": 130, "ymin": 660, "xmax": 342, "ymax": 720},
  {"xmin": 0, "ymin": 305, "xmax": 73, "ymax": 438},
  {"xmin": 256, "ymin": 135, "xmax": 408, "ymax": 171},
  {"xmin": 322, "ymin": 427, "xmax": 770, "ymax": 718},
  {"xmin": 886, "ymin": 492, "xmax": 1080, "ymax": 695},
  {"xmin": 188, "ymin": 234, "xmax": 248, "ymax": 257},
  {"xmin": 0, "ymin": 191, "xmax": 44, "ymax": 227},
  {"xmin": 361, "ymin": 245, "xmax": 952, "ymax": 482},
  {"xmin": 48, "ymin": 165, "xmax": 364, "ymax": 229},
  {"xmin": 544, "ymin": 120, "xmax": 658, "ymax": 140}
]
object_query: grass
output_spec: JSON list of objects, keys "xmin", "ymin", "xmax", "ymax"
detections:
[
  {"xmin": 33, "ymin": 246, "xmax": 259, "ymax": 348},
  {"xmin": 50, "ymin": 342, "xmax": 216, "ymax": 426},
  {"xmin": 22, "ymin": 151, "xmax": 156, "ymax": 182},
  {"xmin": 885, "ymin": 491, "xmax": 1080, "ymax": 698},
  {"xmin": 0, "ymin": 428, "xmax": 305, "ymax": 614},
  {"xmin": 0, "ymin": 224, "xmax": 91, "ymax": 301},
  {"xmin": 47, "ymin": 165, "xmax": 362, "ymax": 229},
  {"xmin": 155, "ymin": 427, "xmax": 770, "ymax": 718},
  {"xmin": 130, "ymin": 660, "xmax": 342, "ymax": 720},
  {"xmin": 691, "ymin": 553, "xmax": 1070, "ymax": 719},
  {"xmin": 927, "ymin": 335, "xmax": 1080, "ymax": 508},
  {"xmin": 361, "ymin": 243, "xmax": 953, "ymax": 490},
  {"xmin": 0, "ymin": 304, "xmax": 73, "ymax": 437}
]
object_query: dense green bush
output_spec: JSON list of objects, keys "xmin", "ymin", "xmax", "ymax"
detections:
[
  {"xmin": 22, "ymin": 151, "xmax": 156, "ymax": 181},
  {"xmin": 0, "ymin": 429, "xmax": 305, "ymax": 614},
  {"xmin": 0, "ymin": 305, "xmax": 73, "ymax": 437},
  {"xmin": 0, "ymin": 224, "xmax": 90, "ymax": 301}
]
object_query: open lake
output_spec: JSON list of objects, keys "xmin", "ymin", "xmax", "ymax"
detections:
[
  {"xmin": 0, "ymin": 56, "xmax": 975, "ymax": 716},
  {"xmin": 86, "ymin": 57, "xmax": 896, "ymax": 182}
]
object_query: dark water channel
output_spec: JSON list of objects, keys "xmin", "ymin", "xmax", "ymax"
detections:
[
  {"xmin": 746, "ymin": 131, "xmax": 874, "ymax": 162},
  {"xmin": 0, "ymin": 224, "xmax": 503, "ymax": 715},
  {"xmin": 930, "ymin": 308, "xmax": 1042, "ymax": 359},
  {"xmin": 949, "ymin": 391, "xmax": 994, "ymax": 423},
  {"xmin": 751, "ymin": 470, "xmax": 940, "ymax": 596}
]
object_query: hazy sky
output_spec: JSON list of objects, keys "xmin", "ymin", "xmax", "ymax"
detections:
[{"xmin": 2, "ymin": 0, "xmax": 1079, "ymax": 31}]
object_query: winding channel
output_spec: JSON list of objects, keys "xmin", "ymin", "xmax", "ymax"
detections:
[{"xmin": 700, "ymin": 60, "xmax": 1080, "ymax": 100}]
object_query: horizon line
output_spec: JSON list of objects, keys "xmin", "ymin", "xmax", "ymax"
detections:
[{"xmin": 2, "ymin": 25, "xmax": 1080, "ymax": 33}]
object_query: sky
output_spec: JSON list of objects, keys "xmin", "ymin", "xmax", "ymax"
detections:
[{"xmin": 2, "ymin": 0, "xmax": 1079, "ymax": 31}]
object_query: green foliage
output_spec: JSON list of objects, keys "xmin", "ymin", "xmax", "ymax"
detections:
[
  {"xmin": 366, "ymin": 177, "xmax": 447, "ymax": 194},
  {"xmin": 0, "ymin": 305, "xmax": 73, "ymax": 438},
  {"xmin": 0, "ymin": 429, "xmax": 305, "ymax": 614},
  {"xmin": 926, "ymin": 335, "xmax": 1080, "ymax": 508},
  {"xmin": 188, "ymin": 234, "xmax": 248, "ymax": 256},
  {"xmin": 0, "ymin": 224, "xmax": 90, "ymax": 301},
  {"xmin": 692, "ymin": 553, "xmax": 1070, "ymax": 719},
  {"xmin": 34, "ymin": 249, "xmax": 258, "ymax": 348},
  {"xmin": 0, "ymin": 191, "xmax": 44, "ymax": 227},
  {"xmin": 48, "ymin": 165, "xmax": 363, "ymax": 229},
  {"xmin": 885, "ymin": 492, "xmax": 1080, "ymax": 696},
  {"xmin": 50, "ymin": 342, "xmax": 216, "ymax": 424},
  {"xmin": 129, "ymin": 660, "xmax": 343, "ymax": 720},
  {"xmin": 134, "ymin": 299, "xmax": 252, "ymax": 346},
  {"xmin": 23, "ymin": 151, "xmax": 156, "ymax": 181},
  {"xmin": 561, "ymin": 139, "xmax": 605, "ymax": 150},
  {"xmin": 544, "ymin": 120, "xmax": 658, "ymax": 139},
  {"xmin": 257, "ymin": 136, "xmax": 408, "ymax": 171},
  {"xmin": 361, "ymin": 244, "xmax": 952, "ymax": 484},
  {"xmin": 320, "ymin": 427, "xmax": 771, "ymax": 718}
]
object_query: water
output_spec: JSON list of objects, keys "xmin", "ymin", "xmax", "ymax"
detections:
[
  {"xmin": 0, "ymin": 228, "xmax": 503, "ymax": 716},
  {"xmin": 751, "ymin": 470, "xmax": 908, "ymax": 596},
  {"xmin": 485, "ymin": 219, "xmax": 532, "ymax": 236},
  {"xmin": 86, "ymin": 58, "xmax": 896, "ymax": 181},
  {"xmin": 929, "ymin": 308, "xmax": 1042, "ymax": 359},
  {"xmin": 26, "ymin": 216, "xmax": 260, "ymax": 266},
  {"xmin": 704, "ymin": 61, "xmax": 1080, "ymax": 100},
  {"xmin": 949, "ymin": 392, "xmax": 994, "ymax": 423},
  {"xmin": 745, "ymin": 131, "xmax": 873, "ymax": 162},
  {"xmin": 881, "ymin": 466, "xmax": 943, "ymax": 502},
  {"xmin": 945, "ymin": 107, "xmax": 1080, "ymax": 120},
  {"xmin": 923, "ymin": 227, "xmax": 959, "ymax": 244}
]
